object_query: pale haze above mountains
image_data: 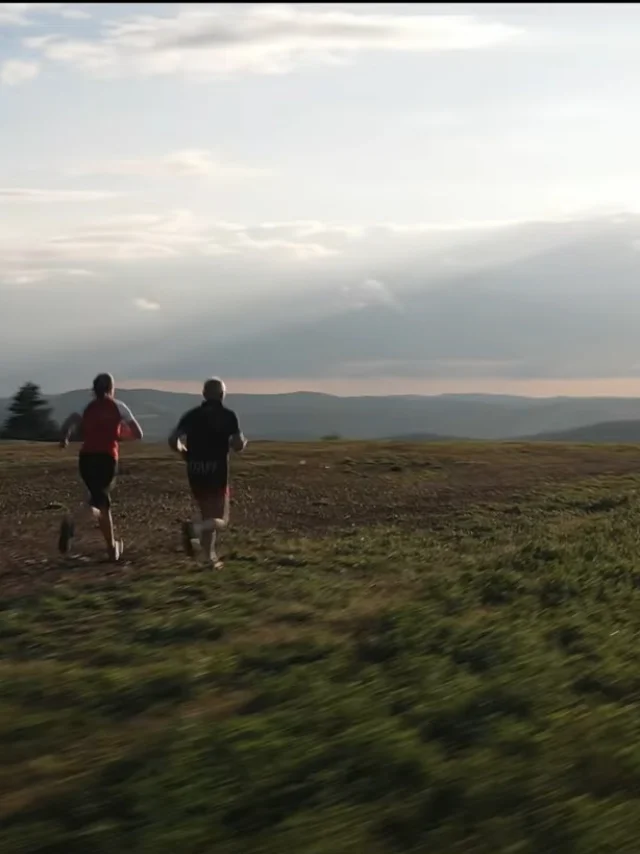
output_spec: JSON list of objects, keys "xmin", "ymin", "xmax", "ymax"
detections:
[{"xmin": 3, "ymin": 3, "xmax": 640, "ymax": 399}]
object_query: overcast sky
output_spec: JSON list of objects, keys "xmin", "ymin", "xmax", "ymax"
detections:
[{"xmin": 2, "ymin": 2, "xmax": 640, "ymax": 397}]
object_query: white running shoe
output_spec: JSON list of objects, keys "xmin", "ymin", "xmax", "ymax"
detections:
[{"xmin": 109, "ymin": 538, "xmax": 124, "ymax": 563}]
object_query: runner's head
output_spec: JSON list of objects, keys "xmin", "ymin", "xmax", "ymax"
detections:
[
  {"xmin": 93, "ymin": 372, "xmax": 115, "ymax": 399},
  {"xmin": 203, "ymin": 377, "xmax": 226, "ymax": 402}
]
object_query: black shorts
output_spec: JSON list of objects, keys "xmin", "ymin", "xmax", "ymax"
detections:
[
  {"xmin": 186, "ymin": 459, "xmax": 228, "ymax": 503},
  {"xmin": 79, "ymin": 452, "xmax": 117, "ymax": 510}
]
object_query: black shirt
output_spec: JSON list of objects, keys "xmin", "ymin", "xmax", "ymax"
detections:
[{"xmin": 176, "ymin": 402, "xmax": 240, "ymax": 485}]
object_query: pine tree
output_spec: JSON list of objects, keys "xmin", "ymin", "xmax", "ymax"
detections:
[{"xmin": 0, "ymin": 382, "xmax": 59, "ymax": 441}]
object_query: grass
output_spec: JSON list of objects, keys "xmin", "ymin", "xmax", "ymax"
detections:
[{"xmin": 3, "ymin": 440, "xmax": 640, "ymax": 852}]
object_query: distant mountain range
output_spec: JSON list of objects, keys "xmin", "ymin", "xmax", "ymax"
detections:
[
  {"xmin": 523, "ymin": 420, "xmax": 640, "ymax": 443},
  {"xmin": 3, "ymin": 388, "xmax": 640, "ymax": 443}
]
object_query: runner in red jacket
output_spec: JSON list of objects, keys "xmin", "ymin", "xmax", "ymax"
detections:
[{"xmin": 58, "ymin": 373, "xmax": 143, "ymax": 562}]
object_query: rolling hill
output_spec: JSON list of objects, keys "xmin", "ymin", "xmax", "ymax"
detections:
[
  {"xmin": 5, "ymin": 388, "xmax": 640, "ymax": 443},
  {"xmin": 527, "ymin": 420, "xmax": 640, "ymax": 443}
]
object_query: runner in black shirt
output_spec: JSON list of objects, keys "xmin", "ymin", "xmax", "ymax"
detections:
[{"xmin": 169, "ymin": 377, "xmax": 246, "ymax": 567}]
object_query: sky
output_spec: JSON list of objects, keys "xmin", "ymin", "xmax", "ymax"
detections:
[{"xmin": 2, "ymin": 2, "xmax": 640, "ymax": 397}]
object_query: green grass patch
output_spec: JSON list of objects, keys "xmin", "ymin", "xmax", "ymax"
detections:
[{"xmin": 4, "ymin": 444, "xmax": 640, "ymax": 851}]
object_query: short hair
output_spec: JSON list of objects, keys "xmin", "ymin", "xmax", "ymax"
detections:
[
  {"xmin": 93, "ymin": 372, "xmax": 114, "ymax": 398},
  {"xmin": 203, "ymin": 377, "xmax": 226, "ymax": 401}
]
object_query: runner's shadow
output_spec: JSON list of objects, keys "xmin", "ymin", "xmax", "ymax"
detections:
[{"xmin": 58, "ymin": 550, "xmax": 134, "ymax": 568}]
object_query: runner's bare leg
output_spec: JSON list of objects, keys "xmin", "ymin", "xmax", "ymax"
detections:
[
  {"xmin": 59, "ymin": 495, "xmax": 119, "ymax": 559},
  {"xmin": 97, "ymin": 507, "xmax": 116, "ymax": 550}
]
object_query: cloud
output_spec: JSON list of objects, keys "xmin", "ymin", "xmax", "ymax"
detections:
[
  {"xmin": 0, "ymin": 58, "xmax": 39, "ymax": 85},
  {"xmin": 0, "ymin": 211, "xmax": 359, "ymax": 264},
  {"xmin": 3, "ymin": 208, "xmax": 611, "ymax": 278},
  {"xmin": 60, "ymin": 7, "xmax": 90, "ymax": 21},
  {"xmin": 134, "ymin": 297, "xmax": 160, "ymax": 311},
  {"xmin": 259, "ymin": 220, "xmax": 365, "ymax": 239},
  {"xmin": 0, "ymin": 3, "xmax": 53, "ymax": 25},
  {"xmin": 343, "ymin": 277, "xmax": 400, "ymax": 310},
  {"xmin": 111, "ymin": 211, "xmax": 640, "ymax": 386},
  {"xmin": 6, "ymin": 212, "xmax": 640, "ymax": 392},
  {"xmin": 233, "ymin": 231, "xmax": 337, "ymax": 259},
  {"xmin": 0, "ymin": 3, "xmax": 78, "ymax": 26},
  {"xmin": 382, "ymin": 219, "xmax": 527, "ymax": 234},
  {"xmin": 0, "ymin": 267, "xmax": 96, "ymax": 286},
  {"xmin": 0, "ymin": 187, "xmax": 121, "ymax": 202},
  {"xmin": 69, "ymin": 149, "xmax": 272, "ymax": 180},
  {"xmin": 24, "ymin": 5, "xmax": 523, "ymax": 78},
  {"xmin": 46, "ymin": 210, "xmax": 232, "ymax": 261}
]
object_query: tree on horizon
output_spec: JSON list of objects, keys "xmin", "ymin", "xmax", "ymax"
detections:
[{"xmin": 0, "ymin": 382, "xmax": 59, "ymax": 441}]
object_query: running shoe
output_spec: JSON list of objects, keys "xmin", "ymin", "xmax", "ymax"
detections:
[
  {"xmin": 108, "ymin": 538, "xmax": 124, "ymax": 563},
  {"xmin": 182, "ymin": 521, "xmax": 200, "ymax": 558},
  {"xmin": 58, "ymin": 516, "xmax": 75, "ymax": 554}
]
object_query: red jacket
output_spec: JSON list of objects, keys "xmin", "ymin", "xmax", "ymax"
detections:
[{"xmin": 80, "ymin": 398, "xmax": 134, "ymax": 460}]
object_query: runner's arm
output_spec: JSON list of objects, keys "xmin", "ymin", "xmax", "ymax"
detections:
[
  {"xmin": 116, "ymin": 401, "xmax": 143, "ymax": 441},
  {"xmin": 59, "ymin": 412, "xmax": 82, "ymax": 447},
  {"xmin": 168, "ymin": 414, "xmax": 189, "ymax": 454},
  {"xmin": 230, "ymin": 431, "xmax": 247, "ymax": 453},
  {"xmin": 229, "ymin": 412, "xmax": 247, "ymax": 453}
]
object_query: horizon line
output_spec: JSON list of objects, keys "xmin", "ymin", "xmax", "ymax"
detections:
[{"xmin": 6, "ymin": 376, "xmax": 640, "ymax": 400}]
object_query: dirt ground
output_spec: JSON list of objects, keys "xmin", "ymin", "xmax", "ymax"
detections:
[{"xmin": 2, "ymin": 440, "xmax": 640, "ymax": 592}]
